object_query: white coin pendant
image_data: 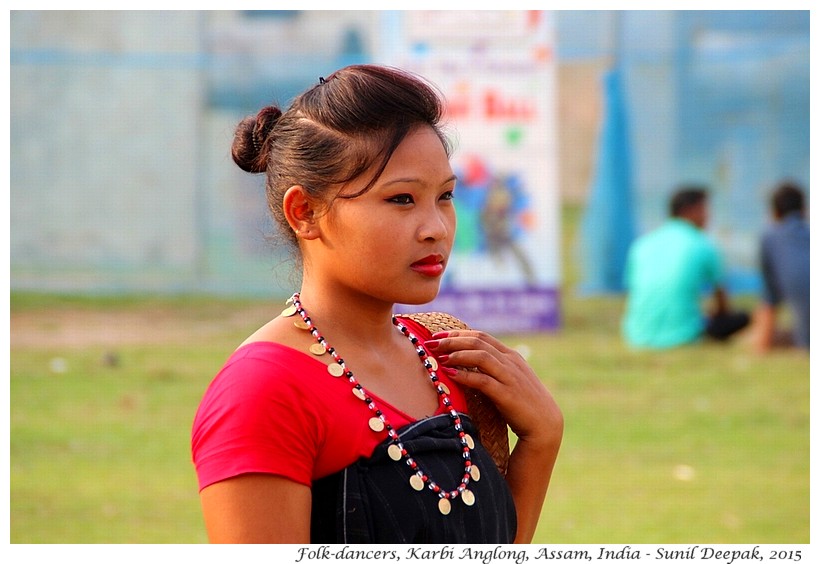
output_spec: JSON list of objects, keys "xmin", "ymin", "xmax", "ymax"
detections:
[
  {"xmin": 409, "ymin": 474, "xmax": 425, "ymax": 491},
  {"xmin": 438, "ymin": 497, "xmax": 451, "ymax": 515},
  {"xmin": 387, "ymin": 444, "xmax": 402, "ymax": 461}
]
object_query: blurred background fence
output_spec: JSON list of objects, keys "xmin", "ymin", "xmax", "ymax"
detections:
[{"xmin": 10, "ymin": 10, "xmax": 810, "ymax": 298}]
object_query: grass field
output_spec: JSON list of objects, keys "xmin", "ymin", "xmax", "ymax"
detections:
[{"xmin": 9, "ymin": 206, "xmax": 810, "ymax": 544}]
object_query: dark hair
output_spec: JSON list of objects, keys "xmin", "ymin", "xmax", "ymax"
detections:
[
  {"xmin": 771, "ymin": 180, "xmax": 805, "ymax": 218},
  {"xmin": 231, "ymin": 64, "xmax": 450, "ymax": 248},
  {"xmin": 669, "ymin": 186, "xmax": 708, "ymax": 217}
]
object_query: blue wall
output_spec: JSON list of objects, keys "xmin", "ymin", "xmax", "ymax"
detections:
[{"xmin": 575, "ymin": 10, "xmax": 809, "ymax": 294}]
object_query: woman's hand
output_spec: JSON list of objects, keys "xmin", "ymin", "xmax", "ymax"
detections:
[
  {"xmin": 426, "ymin": 329, "xmax": 563, "ymax": 543},
  {"xmin": 427, "ymin": 330, "xmax": 562, "ymax": 446}
]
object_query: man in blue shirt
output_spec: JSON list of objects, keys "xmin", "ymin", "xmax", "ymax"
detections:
[
  {"xmin": 622, "ymin": 187, "xmax": 749, "ymax": 349},
  {"xmin": 752, "ymin": 181, "xmax": 810, "ymax": 351}
]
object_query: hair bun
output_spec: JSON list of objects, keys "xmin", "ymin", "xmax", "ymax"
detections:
[
  {"xmin": 231, "ymin": 105, "xmax": 283, "ymax": 173},
  {"xmin": 253, "ymin": 106, "xmax": 283, "ymax": 148}
]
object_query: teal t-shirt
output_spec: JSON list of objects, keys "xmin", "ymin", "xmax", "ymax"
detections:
[{"xmin": 622, "ymin": 218, "xmax": 723, "ymax": 348}]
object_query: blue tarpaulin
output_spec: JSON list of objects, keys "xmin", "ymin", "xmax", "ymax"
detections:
[{"xmin": 578, "ymin": 67, "xmax": 635, "ymax": 294}]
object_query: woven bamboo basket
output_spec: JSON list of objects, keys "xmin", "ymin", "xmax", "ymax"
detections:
[{"xmin": 405, "ymin": 312, "xmax": 510, "ymax": 477}]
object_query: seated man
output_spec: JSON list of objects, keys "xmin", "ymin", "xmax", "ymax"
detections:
[
  {"xmin": 751, "ymin": 181, "xmax": 810, "ymax": 352},
  {"xmin": 622, "ymin": 186, "xmax": 749, "ymax": 349}
]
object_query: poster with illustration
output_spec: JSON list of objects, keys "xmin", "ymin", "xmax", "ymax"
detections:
[{"xmin": 386, "ymin": 11, "xmax": 561, "ymax": 332}]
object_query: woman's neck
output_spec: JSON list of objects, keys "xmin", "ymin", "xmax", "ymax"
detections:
[{"xmin": 294, "ymin": 280, "xmax": 400, "ymax": 349}]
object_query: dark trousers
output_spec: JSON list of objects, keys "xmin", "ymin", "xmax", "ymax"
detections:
[{"xmin": 705, "ymin": 311, "xmax": 750, "ymax": 341}]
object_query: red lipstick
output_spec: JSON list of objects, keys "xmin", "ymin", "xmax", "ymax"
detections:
[{"xmin": 410, "ymin": 255, "xmax": 446, "ymax": 277}]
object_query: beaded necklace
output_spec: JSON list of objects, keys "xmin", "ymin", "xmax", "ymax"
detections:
[{"xmin": 281, "ymin": 293, "xmax": 479, "ymax": 515}]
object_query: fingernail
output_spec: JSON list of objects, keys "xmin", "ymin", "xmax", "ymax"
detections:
[
  {"xmin": 431, "ymin": 331, "xmax": 450, "ymax": 339},
  {"xmin": 437, "ymin": 354, "xmax": 450, "ymax": 364},
  {"xmin": 426, "ymin": 340, "xmax": 440, "ymax": 350}
]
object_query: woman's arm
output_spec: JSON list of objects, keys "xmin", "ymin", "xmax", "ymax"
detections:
[
  {"xmin": 504, "ymin": 427, "xmax": 562, "ymax": 542},
  {"xmin": 426, "ymin": 330, "xmax": 563, "ymax": 543},
  {"xmin": 200, "ymin": 474, "xmax": 312, "ymax": 543}
]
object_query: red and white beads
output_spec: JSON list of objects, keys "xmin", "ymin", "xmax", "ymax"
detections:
[{"xmin": 285, "ymin": 293, "xmax": 478, "ymax": 515}]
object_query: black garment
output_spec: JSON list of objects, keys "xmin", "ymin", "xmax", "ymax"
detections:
[
  {"xmin": 705, "ymin": 311, "xmax": 750, "ymax": 341},
  {"xmin": 311, "ymin": 414, "xmax": 517, "ymax": 543}
]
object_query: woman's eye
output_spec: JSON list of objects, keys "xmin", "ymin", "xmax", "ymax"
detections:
[
  {"xmin": 440, "ymin": 190, "xmax": 455, "ymax": 201},
  {"xmin": 388, "ymin": 194, "xmax": 414, "ymax": 205}
]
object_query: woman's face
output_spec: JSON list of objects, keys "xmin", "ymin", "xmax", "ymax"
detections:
[{"xmin": 307, "ymin": 125, "xmax": 457, "ymax": 306}]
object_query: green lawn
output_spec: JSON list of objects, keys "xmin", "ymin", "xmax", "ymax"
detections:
[
  {"xmin": 520, "ymin": 304, "xmax": 809, "ymax": 543},
  {"xmin": 9, "ymin": 207, "xmax": 809, "ymax": 544}
]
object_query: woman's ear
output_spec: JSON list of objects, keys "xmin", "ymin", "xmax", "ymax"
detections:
[{"xmin": 283, "ymin": 185, "xmax": 320, "ymax": 240}]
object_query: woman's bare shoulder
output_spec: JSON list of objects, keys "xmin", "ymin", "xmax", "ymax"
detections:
[{"xmin": 238, "ymin": 314, "xmax": 314, "ymax": 353}]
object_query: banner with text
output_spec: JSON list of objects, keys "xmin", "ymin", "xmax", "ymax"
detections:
[{"xmin": 386, "ymin": 11, "xmax": 561, "ymax": 333}]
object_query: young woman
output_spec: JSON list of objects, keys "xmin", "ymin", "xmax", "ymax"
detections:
[{"xmin": 191, "ymin": 64, "xmax": 563, "ymax": 543}]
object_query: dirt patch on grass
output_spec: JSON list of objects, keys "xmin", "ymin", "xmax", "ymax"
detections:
[{"xmin": 10, "ymin": 303, "xmax": 275, "ymax": 349}]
